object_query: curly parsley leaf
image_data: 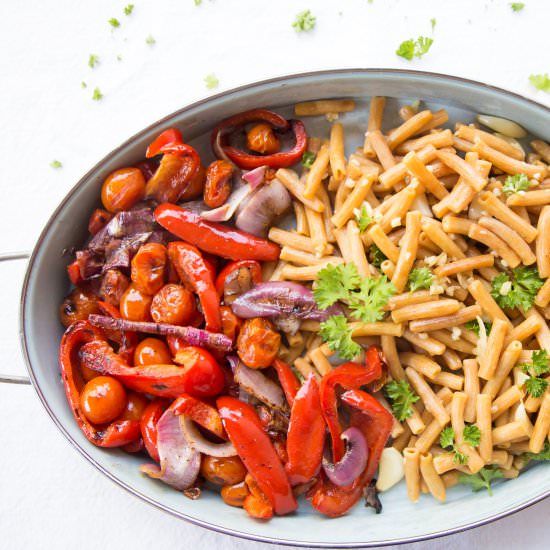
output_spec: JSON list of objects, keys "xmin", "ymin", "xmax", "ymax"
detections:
[
  {"xmin": 520, "ymin": 350, "xmax": 549, "ymax": 397},
  {"xmin": 502, "ymin": 173, "xmax": 532, "ymax": 195},
  {"xmin": 491, "ymin": 267, "xmax": 543, "ymax": 311},
  {"xmin": 440, "ymin": 427, "xmax": 455, "ymax": 449},
  {"xmin": 459, "ymin": 466, "xmax": 503, "ymax": 496},
  {"xmin": 385, "ymin": 380, "xmax": 419, "ymax": 421},
  {"xmin": 313, "ymin": 263, "xmax": 362, "ymax": 309},
  {"xmin": 396, "ymin": 36, "xmax": 433, "ymax": 60},
  {"xmin": 369, "ymin": 244, "xmax": 387, "ymax": 269},
  {"xmin": 510, "ymin": 3, "xmax": 525, "ymax": 12},
  {"xmin": 463, "ymin": 424, "xmax": 481, "ymax": 448},
  {"xmin": 355, "ymin": 204, "xmax": 373, "ymax": 233},
  {"xmin": 524, "ymin": 442, "xmax": 550, "ymax": 462},
  {"xmin": 465, "ymin": 319, "xmax": 492, "ymax": 336},
  {"xmin": 408, "ymin": 267, "xmax": 433, "ymax": 292},
  {"xmin": 320, "ymin": 315, "xmax": 361, "ymax": 360},
  {"xmin": 530, "ymin": 74, "xmax": 550, "ymax": 93},
  {"xmin": 301, "ymin": 151, "xmax": 316, "ymax": 168},
  {"xmin": 292, "ymin": 10, "xmax": 316, "ymax": 32},
  {"xmin": 348, "ymin": 276, "xmax": 396, "ymax": 323}
]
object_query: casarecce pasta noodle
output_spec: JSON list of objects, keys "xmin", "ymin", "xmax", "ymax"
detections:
[{"xmin": 59, "ymin": 97, "xmax": 550, "ymax": 520}]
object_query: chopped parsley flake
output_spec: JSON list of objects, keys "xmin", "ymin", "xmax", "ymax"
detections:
[
  {"xmin": 355, "ymin": 204, "xmax": 373, "ymax": 233},
  {"xmin": 529, "ymin": 74, "xmax": 550, "ymax": 93},
  {"xmin": 502, "ymin": 173, "xmax": 532, "ymax": 195},
  {"xmin": 50, "ymin": 160, "xmax": 62, "ymax": 169},
  {"xmin": 292, "ymin": 10, "xmax": 316, "ymax": 32},
  {"xmin": 88, "ymin": 54, "xmax": 99, "ymax": 68},
  {"xmin": 430, "ymin": 18, "xmax": 436, "ymax": 31},
  {"xmin": 510, "ymin": 2, "xmax": 525, "ymax": 11},
  {"xmin": 92, "ymin": 87, "xmax": 104, "ymax": 101},
  {"xmin": 204, "ymin": 74, "xmax": 219, "ymax": 90},
  {"xmin": 301, "ymin": 151, "xmax": 316, "ymax": 168},
  {"xmin": 81, "ymin": 81, "xmax": 87, "ymax": 89},
  {"xmin": 124, "ymin": 4, "xmax": 134, "ymax": 15},
  {"xmin": 145, "ymin": 35, "xmax": 156, "ymax": 46},
  {"xmin": 109, "ymin": 18, "xmax": 121, "ymax": 29},
  {"xmin": 396, "ymin": 36, "xmax": 433, "ymax": 60}
]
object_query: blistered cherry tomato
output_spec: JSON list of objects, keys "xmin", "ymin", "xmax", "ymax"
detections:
[
  {"xmin": 173, "ymin": 346, "xmax": 225, "ymax": 397},
  {"xmin": 131, "ymin": 243, "xmax": 167, "ymax": 296},
  {"xmin": 237, "ymin": 317, "xmax": 281, "ymax": 369},
  {"xmin": 119, "ymin": 284, "xmax": 153, "ymax": 322},
  {"xmin": 200, "ymin": 455, "xmax": 247, "ymax": 486},
  {"xmin": 80, "ymin": 375, "xmax": 127, "ymax": 425},
  {"xmin": 220, "ymin": 306, "xmax": 241, "ymax": 343},
  {"xmin": 246, "ymin": 123, "xmax": 280, "ymax": 154},
  {"xmin": 133, "ymin": 338, "xmax": 173, "ymax": 366},
  {"xmin": 221, "ymin": 481, "xmax": 249, "ymax": 508},
  {"xmin": 150, "ymin": 284, "xmax": 196, "ymax": 325},
  {"xmin": 99, "ymin": 269, "xmax": 130, "ymax": 306},
  {"xmin": 121, "ymin": 391, "xmax": 149, "ymax": 421},
  {"xmin": 204, "ymin": 160, "xmax": 234, "ymax": 208},
  {"xmin": 101, "ymin": 167, "xmax": 146, "ymax": 213},
  {"xmin": 59, "ymin": 287, "xmax": 99, "ymax": 328}
]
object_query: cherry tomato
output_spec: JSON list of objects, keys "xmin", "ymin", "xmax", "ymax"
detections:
[
  {"xmin": 59, "ymin": 287, "xmax": 99, "ymax": 328},
  {"xmin": 119, "ymin": 284, "xmax": 153, "ymax": 322},
  {"xmin": 221, "ymin": 481, "xmax": 249, "ymax": 508},
  {"xmin": 246, "ymin": 123, "xmax": 280, "ymax": 154},
  {"xmin": 173, "ymin": 346, "xmax": 225, "ymax": 397},
  {"xmin": 150, "ymin": 284, "xmax": 196, "ymax": 325},
  {"xmin": 180, "ymin": 164, "xmax": 206, "ymax": 201},
  {"xmin": 133, "ymin": 338, "xmax": 173, "ymax": 366},
  {"xmin": 99, "ymin": 269, "xmax": 130, "ymax": 306},
  {"xmin": 121, "ymin": 391, "xmax": 149, "ymax": 421},
  {"xmin": 131, "ymin": 243, "xmax": 167, "ymax": 296},
  {"xmin": 201, "ymin": 455, "xmax": 247, "ymax": 486},
  {"xmin": 220, "ymin": 306, "xmax": 241, "ymax": 343},
  {"xmin": 101, "ymin": 167, "xmax": 146, "ymax": 213},
  {"xmin": 237, "ymin": 318, "xmax": 281, "ymax": 369},
  {"xmin": 79, "ymin": 375, "xmax": 127, "ymax": 425},
  {"xmin": 88, "ymin": 208, "xmax": 112, "ymax": 235},
  {"xmin": 204, "ymin": 160, "xmax": 234, "ymax": 208}
]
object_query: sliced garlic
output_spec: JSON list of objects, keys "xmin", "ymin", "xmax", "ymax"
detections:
[
  {"xmin": 476, "ymin": 114, "xmax": 527, "ymax": 139},
  {"xmin": 376, "ymin": 447, "xmax": 405, "ymax": 492}
]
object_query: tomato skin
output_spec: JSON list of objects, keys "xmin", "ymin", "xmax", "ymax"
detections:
[
  {"xmin": 133, "ymin": 338, "xmax": 173, "ymax": 366},
  {"xmin": 173, "ymin": 346, "xmax": 225, "ymax": 397},
  {"xmin": 79, "ymin": 376, "xmax": 127, "ymax": 425},
  {"xmin": 60, "ymin": 287, "xmax": 99, "ymax": 328},
  {"xmin": 131, "ymin": 243, "xmax": 167, "ymax": 296},
  {"xmin": 119, "ymin": 284, "xmax": 153, "ymax": 322},
  {"xmin": 200, "ymin": 455, "xmax": 247, "ymax": 486},
  {"xmin": 220, "ymin": 306, "xmax": 241, "ymax": 343},
  {"xmin": 121, "ymin": 391, "xmax": 149, "ymax": 421},
  {"xmin": 237, "ymin": 317, "xmax": 281, "ymax": 369},
  {"xmin": 150, "ymin": 284, "xmax": 196, "ymax": 325},
  {"xmin": 101, "ymin": 167, "xmax": 146, "ymax": 213}
]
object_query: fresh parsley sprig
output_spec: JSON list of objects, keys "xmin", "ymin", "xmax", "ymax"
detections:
[
  {"xmin": 314, "ymin": 263, "xmax": 362, "ymax": 309},
  {"xmin": 459, "ymin": 466, "xmax": 503, "ymax": 496},
  {"xmin": 396, "ymin": 36, "xmax": 433, "ymax": 60},
  {"xmin": 464, "ymin": 319, "xmax": 492, "ymax": 336},
  {"xmin": 519, "ymin": 350, "xmax": 549, "ymax": 397},
  {"xmin": 408, "ymin": 267, "xmax": 433, "ymax": 292},
  {"xmin": 319, "ymin": 315, "xmax": 360, "ymax": 360},
  {"xmin": 440, "ymin": 425, "xmax": 480, "ymax": 464},
  {"xmin": 490, "ymin": 266, "xmax": 544, "ymax": 311},
  {"xmin": 384, "ymin": 380, "xmax": 419, "ymax": 421},
  {"xmin": 293, "ymin": 10, "xmax": 316, "ymax": 32}
]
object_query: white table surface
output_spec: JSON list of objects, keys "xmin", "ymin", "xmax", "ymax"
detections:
[{"xmin": 1, "ymin": 1, "xmax": 548, "ymax": 548}]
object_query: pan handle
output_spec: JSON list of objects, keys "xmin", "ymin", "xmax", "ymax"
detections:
[{"xmin": 0, "ymin": 251, "xmax": 32, "ymax": 385}]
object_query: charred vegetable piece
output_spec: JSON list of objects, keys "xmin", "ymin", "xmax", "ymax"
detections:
[{"xmin": 237, "ymin": 317, "xmax": 281, "ymax": 369}]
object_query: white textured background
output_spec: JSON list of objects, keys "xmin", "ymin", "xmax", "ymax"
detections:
[{"xmin": 0, "ymin": 1, "xmax": 548, "ymax": 548}]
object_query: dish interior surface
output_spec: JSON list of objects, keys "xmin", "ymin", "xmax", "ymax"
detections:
[{"xmin": 21, "ymin": 70, "xmax": 550, "ymax": 547}]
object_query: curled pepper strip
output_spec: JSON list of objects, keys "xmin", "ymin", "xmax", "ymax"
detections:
[
  {"xmin": 168, "ymin": 241, "xmax": 221, "ymax": 333},
  {"xmin": 59, "ymin": 321, "xmax": 140, "ymax": 447},
  {"xmin": 272, "ymin": 358, "xmax": 300, "ymax": 407},
  {"xmin": 214, "ymin": 260, "xmax": 262, "ymax": 299},
  {"xmin": 140, "ymin": 398, "xmax": 168, "ymax": 462},
  {"xmin": 171, "ymin": 394, "xmax": 227, "ymax": 440},
  {"xmin": 319, "ymin": 346, "xmax": 383, "ymax": 463},
  {"xmin": 211, "ymin": 109, "xmax": 307, "ymax": 169}
]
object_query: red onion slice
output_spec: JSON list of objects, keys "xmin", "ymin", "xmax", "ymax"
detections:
[
  {"xmin": 140, "ymin": 409, "xmax": 200, "ymax": 490},
  {"xmin": 233, "ymin": 359, "xmax": 286, "ymax": 411},
  {"xmin": 242, "ymin": 166, "xmax": 267, "ymax": 189},
  {"xmin": 179, "ymin": 415, "xmax": 237, "ymax": 457},
  {"xmin": 322, "ymin": 427, "xmax": 368, "ymax": 487},
  {"xmin": 231, "ymin": 282, "xmax": 343, "ymax": 321}
]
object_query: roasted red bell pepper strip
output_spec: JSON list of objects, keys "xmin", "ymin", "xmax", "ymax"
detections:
[
  {"xmin": 171, "ymin": 394, "xmax": 227, "ymax": 440},
  {"xmin": 211, "ymin": 109, "xmax": 307, "ymax": 169},
  {"xmin": 167, "ymin": 241, "xmax": 221, "ymax": 333},
  {"xmin": 272, "ymin": 357, "xmax": 300, "ymax": 407},
  {"xmin": 97, "ymin": 300, "xmax": 138, "ymax": 363},
  {"xmin": 155, "ymin": 204, "xmax": 281, "ymax": 262},
  {"xmin": 140, "ymin": 398, "xmax": 168, "ymax": 462},
  {"xmin": 80, "ymin": 339, "xmax": 210, "ymax": 398},
  {"xmin": 285, "ymin": 375, "xmax": 325, "ymax": 486},
  {"xmin": 320, "ymin": 346, "xmax": 383, "ymax": 462},
  {"xmin": 59, "ymin": 321, "xmax": 140, "ymax": 447},
  {"xmin": 66, "ymin": 261, "xmax": 83, "ymax": 286},
  {"xmin": 342, "ymin": 389, "xmax": 393, "ymax": 485},
  {"xmin": 217, "ymin": 396, "xmax": 297, "ymax": 515},
  {"xmin": 214, "ymin": 260, "xmax": 262, "ymax": 298},
  {"xmin": 88, "ymin": 208, "xmax": 112, "ymax": 236}
]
